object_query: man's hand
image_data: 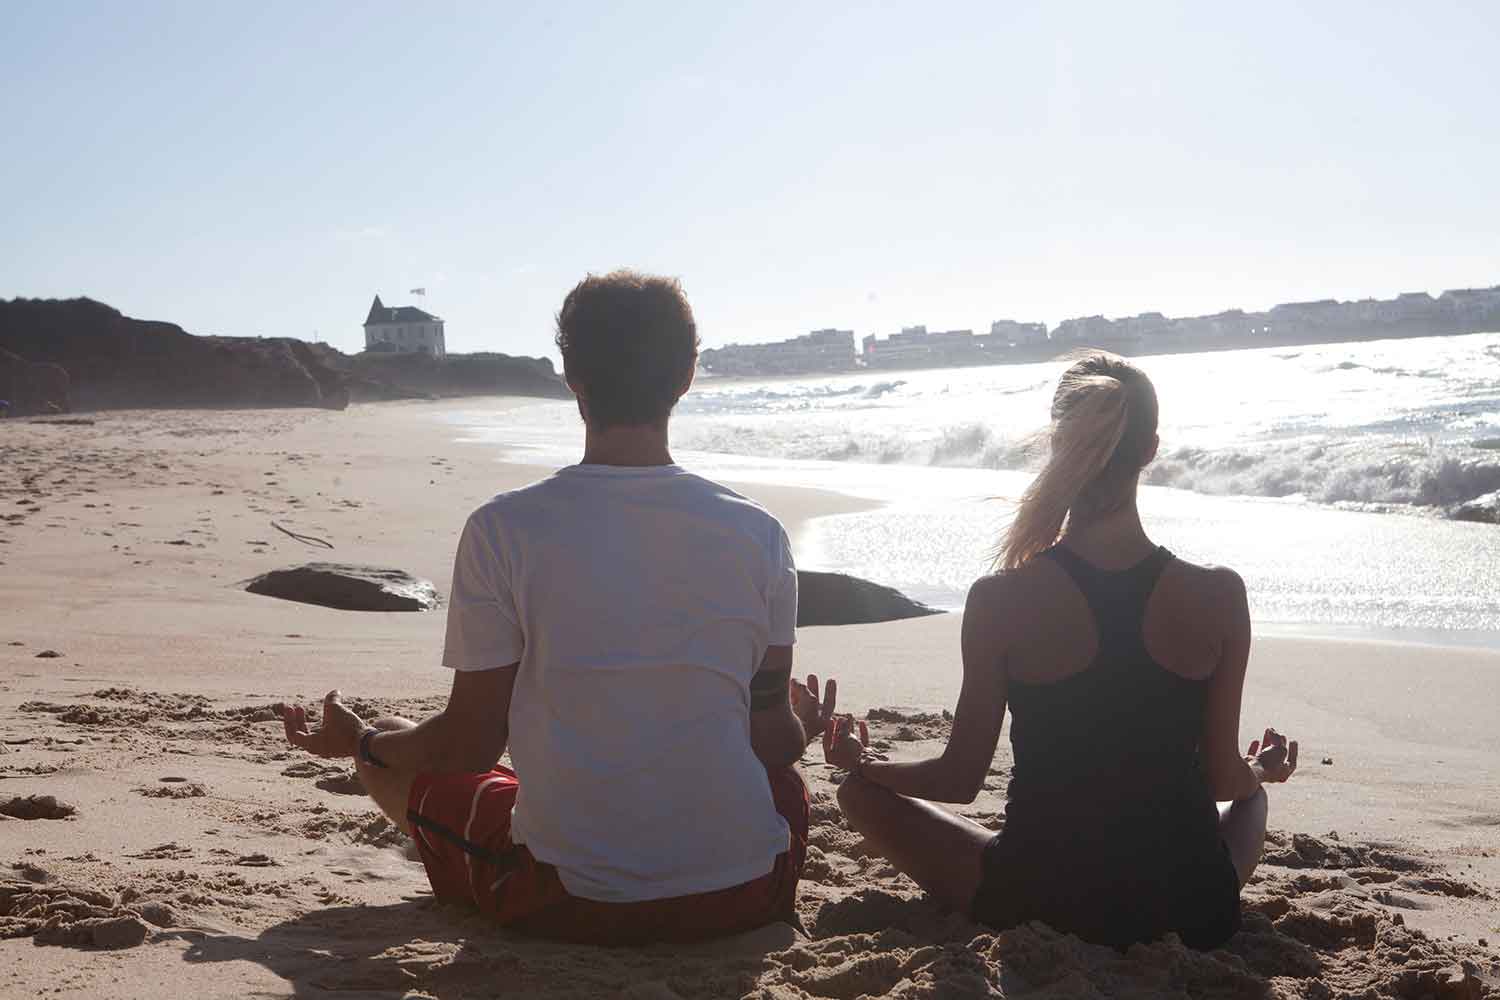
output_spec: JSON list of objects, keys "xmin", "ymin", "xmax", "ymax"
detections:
[
  {"xmin": 1246, "ymin": 727, "xmax": 1299, "ymax": 784},
  {"xmin": 278, "ymin": 690, "xmax": 367, "ymax": 759},
  {"xmin": 790, "ymin": 673, "xmax": 838, "ymax": 744}
]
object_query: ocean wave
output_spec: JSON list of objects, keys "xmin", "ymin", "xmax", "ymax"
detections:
[
  {"xmin": 677, "ymin": 418, "xmax": 1500, "ymax": 512},
  {"xmin": 1325, "ymin": 360, "xmax": 1443, "ymax": 378},
  {"xmin": 1145, "ymin": 443, "xmax": 1500, "ymax": 508},
  {"xmin": 689, "ymin": 380, "xmax": 907, "ymax": 410}
]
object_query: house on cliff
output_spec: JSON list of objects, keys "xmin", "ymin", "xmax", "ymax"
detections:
[{"xmin": 364, "ymin": 295, "xmax": 446, "ymax": 358}]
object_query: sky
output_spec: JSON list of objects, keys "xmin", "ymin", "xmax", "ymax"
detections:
[{"xmin": 3, "ymin": 1, "xmax": 1498, "ymax": 359}]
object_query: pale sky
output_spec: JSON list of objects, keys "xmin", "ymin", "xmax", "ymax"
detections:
[{"xmin": 3, "ymin": 1, "xmax": 1497, "ymax": 359}]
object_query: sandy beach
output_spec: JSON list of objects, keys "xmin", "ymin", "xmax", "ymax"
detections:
[{"xmin": 3, "ymin": 401, "xmax": 1497, "ymax": 999}]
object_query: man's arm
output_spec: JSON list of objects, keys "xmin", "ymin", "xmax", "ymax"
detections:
[
  {"xmin": 281, "ymin": 664, "xmax": 518, "ymax": 774},
  {"xmin": 367, "ymin": 665, "xmax": 517, "ymax": 773},
  {"xmin": 749, "ymin": 645, "xmax": 806, "ymax": 769}
]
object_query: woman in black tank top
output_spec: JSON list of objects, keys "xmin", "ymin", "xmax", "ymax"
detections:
[{"xmin": 825, "ymin": 352, "xmax": 1300, "ymax": 950}]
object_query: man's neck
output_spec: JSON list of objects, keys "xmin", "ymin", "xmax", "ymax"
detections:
[{"xmin": 580, "ymin": 424, "xmax": 675, "ymax": 467}]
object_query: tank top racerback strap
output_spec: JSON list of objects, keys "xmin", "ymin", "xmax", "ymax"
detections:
[{"xmin": 1043, "ymin": 544, "xmax": 1175, "ymax": 654}]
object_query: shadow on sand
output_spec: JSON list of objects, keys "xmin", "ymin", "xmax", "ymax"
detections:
[{"xmin": 178, "ymin": 898, "xmax": 802, "ymax": 999}]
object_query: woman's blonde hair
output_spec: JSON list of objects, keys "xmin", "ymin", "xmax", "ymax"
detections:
[{"xmin": 998, "ymin": 351, "xmax": 1159, "ymax": 570}]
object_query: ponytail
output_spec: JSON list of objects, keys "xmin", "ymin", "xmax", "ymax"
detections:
[{"xmin": 998, "ymin": 359, "xmax": 1146, "ymax": 571}]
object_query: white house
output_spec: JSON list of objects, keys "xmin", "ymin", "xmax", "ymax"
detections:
[{"xmin": 363, "ymin": 295, "xmax": 446, "ymax": 357}]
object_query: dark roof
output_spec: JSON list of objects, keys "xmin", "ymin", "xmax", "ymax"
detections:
[{"xmin": 364, "ymin": 294, "xmax": 438, "ymax": 325}]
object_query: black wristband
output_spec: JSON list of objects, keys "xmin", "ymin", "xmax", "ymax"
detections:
[
  {"xmin": 358, "ymin": 727, "xmax": 389, "ymax": 769},
  {"xmin": 750, "ymin": 666, "xmax": 792, "ymax": 711}
]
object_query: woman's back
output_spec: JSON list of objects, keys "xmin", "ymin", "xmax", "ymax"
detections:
[
  {"xmin": 828, "ymin": 351, "xmax": 1292, "ymax": 954},
  {"xmin": 972, "ymin": 542, "xmax": 1243, "ymax": 949}
]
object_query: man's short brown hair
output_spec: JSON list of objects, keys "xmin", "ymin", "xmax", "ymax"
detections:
[{"xmin": 555, "ymin": 270, "xmax": 699, "ymax": 429}]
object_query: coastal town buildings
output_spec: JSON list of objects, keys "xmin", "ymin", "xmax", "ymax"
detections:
[
  {"xmin": 363, "ymin": 295, "xmax": 447, "ymax": 358},
  {"xmin": 864, "ymin": 326, "xmax": 984, "ymax": 368},
  {"xmin": 989, "ymin": 319, "xmax": 1048, "ymax": 346},
  {"xmin": 863, "ymin": 324, "xmax": 1059, "ymax": 368},
  {"xmin": 695, "ymin": 284, "xmax": 1500, "ymax": 378},
  {"xmin": 1442, "ymin": 287, "xmax": 1500, "ymax": 321},
  {"xmin": 698, "ymin": 328, "xmax": 856, "ymax": 375}
]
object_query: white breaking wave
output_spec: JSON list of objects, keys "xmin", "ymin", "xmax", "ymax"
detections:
[
  {"xmin": 1146, "ymin": 442, "xmax": 1500, "ymax": 508},
  {"xmin": 671, "ymin": 332, "xmax": 1500, "ymax": 514},
  {"xmin": 492, "ymin": 331, "xmax": 1500, "ymax": 515},
  {"xmin": 677, "ymin": 418, "xmax": 1500, "ymax": 510}
]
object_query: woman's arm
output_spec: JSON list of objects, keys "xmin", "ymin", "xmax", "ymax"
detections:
[
  {"xmin": 1199, "ymin": 569, "xmax": 1263, "ymax": 802},
  {"xmin": 848, "ymin": 578, "xmax": 1009, "ymax": 803}
]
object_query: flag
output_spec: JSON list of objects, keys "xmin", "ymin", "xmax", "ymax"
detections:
[{"xmin": 409, "ymin": 287, "xmax": 426, "ymax": 296}]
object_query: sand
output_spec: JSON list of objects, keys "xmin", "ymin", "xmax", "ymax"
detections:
[{"xmin": 2, "ymin": 401, "xmax": 1497, "ymax": 999}]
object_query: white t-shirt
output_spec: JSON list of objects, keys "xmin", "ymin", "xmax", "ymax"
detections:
[{"xmin": 441, "ymin": 463, "xmax": 799, "ymax": 902}]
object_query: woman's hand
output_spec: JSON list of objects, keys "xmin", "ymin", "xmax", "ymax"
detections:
[
  {"xmin": 822, "ymin": 714, "xmax": 873, "ymax": 773},
  {"xmin": 791, "ymin": 673, "xmax": 838, "ymax": 744},
  {"xmin": 1246, "ymin": 727, "xmax": 1299, "ymax": 783},
  {"xmin": 278, "ymin": 690, "xmax": 367, "ymax": 759}
]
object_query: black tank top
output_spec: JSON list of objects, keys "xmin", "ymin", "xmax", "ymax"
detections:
[{"xmin": 971, "ymin": 544, "xmax": 1241, "ymax": 949}]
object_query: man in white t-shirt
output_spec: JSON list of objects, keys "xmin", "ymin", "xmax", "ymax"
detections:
[{"xmin": 278, "ymin": 270, "xmax": 838, "ymax": 944}]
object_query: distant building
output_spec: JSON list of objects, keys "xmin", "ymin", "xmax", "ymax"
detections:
[
  {"xmin": 864, "ymin": 326, "xmax": 943, "ymax": 367},
  {"xmin": 1052, "ymin": 315, "xmax": 1117, "ymax": 345},
  {"xmin": 699, "ymin": 328, "xmax": 856, "ymax": 376},
  {"xmin": 364, "ymin": 295, "xmax": 446, "ymax": 358},
  {"xmin": 1268, "ymin": 299, "xmax": 1345, "ymax": 329},
  {"xmin": 989, "ymin": 319, "xmax": 1047, "ymax": 346},
  {"xmin": 1377, "ymin": 292, "xmax": 1437, "ymax": 323},
  {"xmin": 1440, "ymin": 287, "xmax": 1500, "ymax": 321},
  {"xmin": 863, "ymin": 325, "xmax": 1017, "ymax": 368}
]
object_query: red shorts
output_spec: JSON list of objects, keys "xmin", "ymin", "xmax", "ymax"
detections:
[{"xmin": 406, "ymin": 764, "xmax": 809, "ymax": 946}]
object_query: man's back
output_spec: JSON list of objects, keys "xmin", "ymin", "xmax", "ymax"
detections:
[{"xmin": 444, "ymin": 463, "xmax": 798, "ymax": 902}]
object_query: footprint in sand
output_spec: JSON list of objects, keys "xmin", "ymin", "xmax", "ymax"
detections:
[
  {"xmin": 0, "ymin": 880, "xmax": 153, "ymax": 950},
  {"xmin": 314, "ymin": 772, "xmax": 366, "ymax": 796},
  {"xmin": 136, "ymin": 783, "xmax": 208, "ymax": 800},
  {"xmin": 280, "ymin": 760, "xmax": 346, "ymax": 779},
  {"xmin": 233, "ymin": 853, "xmax": 280, "ymax": 868},
  {"xmin": 128, "ymin": 842, "xmax": 195, "ymax": 861}
]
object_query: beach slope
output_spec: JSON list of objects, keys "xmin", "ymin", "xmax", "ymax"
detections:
[{"xmin": 2, "ymin": 403, "xmax": 1496, "ymax": 998}]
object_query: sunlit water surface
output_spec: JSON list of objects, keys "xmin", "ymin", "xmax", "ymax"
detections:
[{"xmin": 446, "ymin": 333, "xmax": 1500, "ymax": 643}]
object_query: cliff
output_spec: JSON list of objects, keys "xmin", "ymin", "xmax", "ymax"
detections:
[
  {"xmin": 0, "ymin": 298, "xmax": 568, "ymax": 412},
  {"xmin": 338, "ymin": 350, "xmax": 567, "ymax": 402}
]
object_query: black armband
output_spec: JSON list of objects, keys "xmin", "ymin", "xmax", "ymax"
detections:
[
  {"xmin": 358, "ymin": 727, "xmax": 389, "ymax": 769},
  {"xmin": 749, "ymin": 667, "xmax": 792, "ymax": 711}
]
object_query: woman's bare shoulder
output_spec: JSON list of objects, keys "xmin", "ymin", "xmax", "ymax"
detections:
[
  {"xmin": 1168, "ymin": 555, "xmax": 1245, "ymax": 591},
  {"xmin": 966, "ymin": 560, "xmax": 1061, "ymax": 610},
  {"xmin": 1163, "ymin": 555, "xmax": 1249, "ymax": 623}
]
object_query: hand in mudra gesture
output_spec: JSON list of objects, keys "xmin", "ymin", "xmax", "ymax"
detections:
[
  {"xmin": 822, "ymin": 714, "xmax": 874, "ymax": 773},
  {"xmin": 278, "ymin": 690, "xmax": 366, "ymax": 759},
  {"xmin": 790, "ymin": 673, "xmax": 838, "ymax": 743},
  {"xmin": 1247, "ymin": 727, "xmax": 1299, "ymax": 783}
]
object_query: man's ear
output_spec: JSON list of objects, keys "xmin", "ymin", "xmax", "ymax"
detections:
[
  {"xmin": 675, "ymin": 361, "xmax": 697, "ymax": 402},
  {"xmin": 1145, "ymin": 432, "xmax": 1160, "ymax": 465},
  {"xmin": 565, "ymin": 375, "xmax": 589, "ymax": 423}
]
